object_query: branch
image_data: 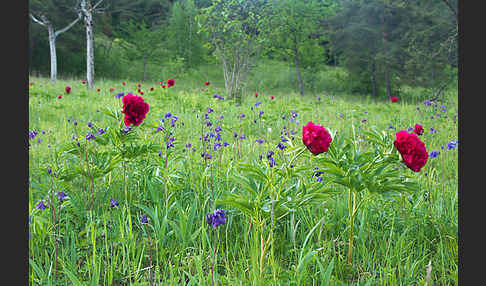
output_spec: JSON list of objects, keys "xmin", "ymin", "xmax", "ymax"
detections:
[
  {"xmin": 92, "ymin": 0, "xmax": 104, "ymax": 11},
  {"xmin": 440, "ymin": 0, "xmax": 458, "ymax": 25},
  {"xmin": 30, "ymin": 13, "xmax": 47, "ymax": 27},
  {"xmin": 55, "ymin": 13, "xmax": 82, "ymax": 37}
]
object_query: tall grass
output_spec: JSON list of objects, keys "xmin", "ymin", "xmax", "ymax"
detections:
[{"xmin": 28, "ymin": 72, "xmax": 457, "ymax": 285}]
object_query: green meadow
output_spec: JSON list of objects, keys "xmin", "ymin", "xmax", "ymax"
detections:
[{"xmin": 28, "ymin": 73, "xmax": 458, "ymax": 285}]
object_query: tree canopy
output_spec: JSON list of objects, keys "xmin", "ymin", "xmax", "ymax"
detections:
[{"xmin": 29, "ymin": 0, "xmax": 458, "ymax": 99}]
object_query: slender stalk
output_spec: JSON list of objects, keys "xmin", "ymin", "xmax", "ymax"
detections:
[
  {"xmin": 211, "ymin": 228, "xmax": 217, "ymax": 286},
  {"xmin": 48, "ymin": 173, "xmax": 58, "ymax": 281},
  {"xmin": 347, "ymin": 190, "xmax": 356, "ymax": 265},
  {"xmin": 147, "ymin": 230, "xmax": 153, "ymax": 285}
]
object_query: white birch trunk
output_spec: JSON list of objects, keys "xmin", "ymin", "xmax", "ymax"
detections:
[
  {"xmin": 30, "ymin": 13, "xmax": 81, "ymax": 83},
  {"xmin": 86, "ymin": 14, "xmax": 95, "ymax": 89},
  {"xmin": 80, "ymin": 0, "xmax": 103, "ymax": 89},
  {"xmin": 47, "ymin": 25, "xmax": 57, "ymax": 82}
]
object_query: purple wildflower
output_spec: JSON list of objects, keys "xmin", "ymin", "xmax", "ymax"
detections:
[
  {"xmin": 110, "ymin": 198, "xmax": 119, "ymax": 208},
  {"xmin": 57, "ymin": 191, "xmax": 67, "ymax": 202},
  {"xmin": 206, "ymin": 209, "xmax": 227, "ymax": 229},
  {"xmin": 276, "ymin": 142, "xmax": 287, "ymax": 150},
  {"xmin": 86, "ymin": 132, "xmax": 96, "ymax": 141},
  {"xmin": 121, "ymin": 126, "xmax": 132, "ymax": 134},
  {"xmin": 430, "ymin": 150, "xmax": 440, "ymax": 158},
  {"xmin": 140, "ymin": 215, "xmax": 149, "ymax": 224},
  {"xmin": 35, "ymin": 200, "xmax": 48, "ymax": 210},
  {"xmin": 447, "ymin": 140, "xmax": 458, "ymax": 150}
]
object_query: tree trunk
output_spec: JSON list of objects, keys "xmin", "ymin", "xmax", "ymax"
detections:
[
  {"xmin": 47, "ymin": 25, "xmax": 57, "ymax": 82},
  {"xmin": 385, "ymin": 68, "xmax": 391, "ymax": 99},
  {"xmin": 86, "ymin": 14, "xmax": 95, "ymax": 89},
  {"xmin": 370, "ymin": 58, "xmax": 377, "ymax": 97},
  {"xmin": 30, "ymin": 13, "xmax": 81, "ymax": 82},
  {"xmin": 370, "ymin": 43, "xmax": 377, "ymax": 97},
  {"xmin": 142, "ymin": 55, "xmax": 147, "ymax": 82},
  {"xmin": 81, "ymin": 0, "xmax": 102, "ymax": 90},
  {"xmin": 293, "ymin": 37, "xmax": 304, "ymax": 97}
]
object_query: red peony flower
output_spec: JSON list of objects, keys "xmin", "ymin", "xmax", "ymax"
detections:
[
  {"xmin": 137, "ymin": 88, "xmax": 141, "ymax": 93},
  {"xmin": 302, "ymin": 121, "xmax": 333, "ymax": 155},
  {"xmin": 82, "ymin": 80, "xmax": 86, "ymax": 84},
  {"xmin": 58, "ymin": 95, "xmax": 62, "ymax": 99},
  {"xmin": 162, "ymin": 85, "xmax": 166, "ymax": 88},
  {"xmin": 255, "ymin": 93, "xmax": 258, "ymax": 97},
  {"xmin": 270, "ymin": 96, "xmax": 275, "ymax": 100},
  {"xmin": 413, "ymin": 124, "xmax": 424, "ymax": 136},
  {"xmin": 65, "ymin": 86, "xmax": 71, "ymax": 94},
  {"xmin": 393, "ymin": 130, "xmax": 428, "ymax": 172},
  {"xmin": 139, "ymin": 91, "xmax": 144, "ymax": 95},
  {"xmin": 391, "ymin": 96, "xmax": 398, "ymax": 102},
  {"xmin": 121, "ymin": 93, "xmax": 150, "ymax": 126},
  {"xmin": 150, "ymin": 87, "xmax": 154, "ymax": 91},
  {"xmin": 137, "ymin": 83, "xmax": 142, "ymax": 88},
  {"xmin": 97, "ymin": 88, "xmax": 101, "ymax": 92},
  {"xmin": 30, "ymin": 82, "xmax": 33, "ymax": 86},
  {"xmin": 204, "ymin": 81, "xmax": 210, "ymax": 86},
  {"xmin": 167, "ymin": 78, "xmax": 175, "ymax": 87},
  {"xmin": 122, "ymin": 81, "xmax": 126, "ymax": 86}
]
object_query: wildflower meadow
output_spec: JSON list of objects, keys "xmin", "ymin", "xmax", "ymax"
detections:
[{"xmin": 28, "ymin": 75, "xmax": 458, "ymax": 285}]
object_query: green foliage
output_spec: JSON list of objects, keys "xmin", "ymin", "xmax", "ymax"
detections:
[
  {"xmin": 167, "ymin": 0, "xmax": 206, "ymax": 70},
  {"xmin": 317, "ymin": 127, "xmax": 419, "ymax": 196},
  {"xmin": 197, "ymin": 0, "xmax": 272, "ymax": 100},
  {"xmin": 326, "ymin": 0, "xmax": 457, "ymax": 98}
]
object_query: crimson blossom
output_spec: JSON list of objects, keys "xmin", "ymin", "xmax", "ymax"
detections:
[
  {"xmin": 302, "ymin": 121, "xmax": 333, "ymax": 155},
  {"xmin": 393, "ymin": 130, "xmax": 428, "ymax": 172},
  {"xmin": 167, "ymin": 78, "xmax": 175, "ymax": 87},
  {"xmin": 121, "ymin": 93, "xmax": 150, "ymax": 126},
  {"xmin": 413, "ymin": 124, "xmax": 424, "ymax": 136}
]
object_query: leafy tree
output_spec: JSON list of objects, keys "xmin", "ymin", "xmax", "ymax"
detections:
[
  {"xmin": 399, "ymin": 0, "xmax": 458, "ymax": 100},
  {"xmin": 117, "ymin": 20, "xmax": 165, "ymax": 82},
  {"xmin": 197, "ymin": 0, "xmax": 272, "ymax": 103},
  {"xmin": 268, "ymin": 0, "xmax": 336, "ymax": 96},
  {"xmin": 167, "ymin": 0, "xmax": 205, "ymax": 70},
  {"xmin": 326, "ymin": 0, "xmax": 457, "ymax": 99}
]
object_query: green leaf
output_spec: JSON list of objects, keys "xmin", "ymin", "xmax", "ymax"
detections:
[{"xmin": 63, "ymin": 267, "xmax": 84, "ymax": 286}]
